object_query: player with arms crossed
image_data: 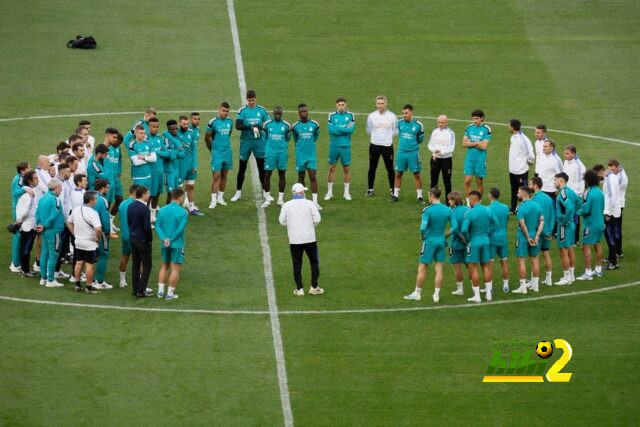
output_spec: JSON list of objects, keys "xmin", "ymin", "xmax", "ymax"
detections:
[
  {"xmin": 404, "ymin": 187, "xmax": 457, "ymax": 303},
  {"xmin": 463, "ymin": 109, "xmax": 491, "ymax": 199},
  {"xmin": 146, "ymin": 118, "xmax": 167, "ymax": 222},
  {"xmin": 205, "ymin": 102, "xmax": 234, "ymax": 209},
  {"xmin": 392, "ymin": 104, "xmax": 425, "ymax": 203},
  {"xmin": 512, "ymin": 186, "xmax": 544, "ymax": 294},
  {"xmin": 292, "ymin": 103, "xmax": 322, "ymax": 209},
  {"xmin": 128, "ymin": 125, "xmax": 157, "ymax": 191},
  {"xmin": 262, "ymin": 106, "xmax": 292, "ymax": 208},
  {"xmin": 325, "ymin": 97, "xmax": 355, "ymax": 201}
]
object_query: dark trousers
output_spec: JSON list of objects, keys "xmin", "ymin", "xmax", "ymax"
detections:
[
  {"xmin": 55, "ymin": 225, "xmax": 71, "ymax": 271},
  {"xmin": 131, "ymin": 238, "xmax": 152, "ymax": 295},
  {"xmin": 237, "ymin": 157, "xmax": 265, "ymax": 191},
  {"xmin": 290, "ymin": 242, "xmax": 319, "ymax": 290},
  {"xmin": 605, "ymin": 216, "xmax": 621, "ymax": 265},
  {"xmin": 618, "ymin": 208, "xmax": 624, "ymax": 256},
  {"xmin": 509, "ymin": 172, "xmax": 529, "ymax": 212},
  {"xmin": 430, "ymin": 157, "xmax": 452, "ymax": 196},
  {"xmin": 368, "ymin": 144, "xmax": 394, "ymax": 191},
  {"xmin": 574, "ymin": 215, "xmax": 581, "ymax": 244},
  {"xmin": 19, "ymin": 229, "xmax": 37, "ymax": 273}
]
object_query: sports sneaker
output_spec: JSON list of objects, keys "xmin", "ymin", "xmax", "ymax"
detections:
[
  {"xmin": 308, "ymin": 287, "xmax": 324, "ymax": 295},
  {"xmin": 417, "ymin": 197, "xmax": 425, "ymax": 204},
  {"xmin": 218, "ymin": 198, "xmax": 227, "ymax": 206},
  {"xmin": 607, "ymin": 262, "xmax": 619, "ymax": 270},
  {"xmin": 21, "ymin": 271, "xmax": 38, "ymax": 278},
  {"xmin": 266, "ymin": 194, "xmax": 275, "ymax": 202},
  {"xmin": 9, "ymin": 264, "xmax": 21, "ymax": 273},
  {"xmin": 54, "ymin": 271, "xmax": 70, "ymax": 279},
  {"xmin": 432, "ymin": 293, "xmax": 440, "ymax": 303},
  {"xmin": 554, "ymin": 277, "xmax": 572, "ymax": 286},
  {"xmin": 512, "ymin": 286, "xmax": 528, "ymax": 294},
  {"xmin": 261, "ymin": 200, "xmax": 271, "ymax": 208},
  {"xmin": 403, "ymin": 292, "xmax": 421, "ymax": 301},
  {"xmin": 32, "ymin": 262, "xmax": 40, "ymax": 273},
  {"xmin": 93, "ymin": 281, "xmax": 113, "ymax": 290},
  {"xmin": 119, "ymin": 281, "xmax": 127, "ymax": 288},
  {"xmin": 502, "ymin": 284, "xmax": 510, "ymax": 293},
  {"xmin": 208, "ymin": 201, "xmax": 217, "ymax": 209},
  {"xmin": 39, "ymin": 278, "xmax": 46, "ymax": 286},
  {"xmin": 45, "ymin": 280, "xmax": 64, "ymax": 288},
  {"xmin": 157, "ymin": 292, "xmax": 165, "ymax": 299},
  {"xmin": 293, "ymin": 288, "xmax": 304, "ymax": 296},
  {"xmin": 576, "ymin": 272, "xmax": 593, "ymax": 281},
  {"xmin": 314, "ymin": 202, "xmax": 323, "ymax": 210},
  {"xmin": 85, "ymin": 287, "xmax": 99, "ymax": 294},
  {"xmin": 467, "ymin": 295, "xmax": 482, "ymax": 303},
  {"xmin": 485, "ymin": 289, "xmax": 493, "ymax": 302},
  {"xmin": 542, "ymin": 277, "xmax": 553, "ymax": 286},
  {"xmin": 365, "ymin": 189, "xmax": 374, "ymax": 197},
  {"xmin": 343, "ymin": 193, "xmax": 352, "ymax": 201},
  {"xmin": 231, "ymin": 192, "xmax": 242, "ymax": 202},
  {"xmin": 276, "ymin": 199, "xmax": 284, "ymax": 206},
  {"xmin": 190, "ymin": 209, "xmax": 205, "ymax": 216},
  {"xmin": 324, "ymin": 193, "xmax": 333, "ymax": 201},
  {"xmin": 74, "ymin": 285, "xmax": 83, "ymax": 292},
  {"xmin": 479, "ymin": 287, "xmax": 486, "ymax": 293},
  {"xmin": 530, "ymin": 284, "xmax": 539, "ymax": 293},
  {"xmin": 593, "ymin": 270, "xmax": 603, "ymax": 278},
  {"xmin": 451, "ymin": 288, "xmax": 464, "ymax": 296},
  {"xmin": 165, "ymin": 294, "xmax": 179, "ymax": 300},
  {"xmin": 389, "ymin": 196, "xmax": 399, "ymax": 202}
]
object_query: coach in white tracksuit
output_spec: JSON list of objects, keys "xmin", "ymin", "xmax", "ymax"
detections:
[
  {"xmin": 507, "ymin": 119, "xmax": 535, "ymax": 212},
  {"xmin": 365, "ymin": 95, "xmax": 398, "ymax": 196},
  {"xmin": 537, "ymin": 140, "xmax": 564, "ymax": 200},
  {"xmin": 279, "ymin": 183, "xmax": 323, "ymax": 296}
]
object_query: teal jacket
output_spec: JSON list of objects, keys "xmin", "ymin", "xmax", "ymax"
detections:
[
  {"xmin": 155, "ymin": 202, "xmax": 188, "ymax": 248},
  {"xmin": 35, "ymin": 190, "xmax": 65, "ymax": 235},
  {"xmin": 327, "ymin": 111, "xmax": 356, "ymax": 147}
]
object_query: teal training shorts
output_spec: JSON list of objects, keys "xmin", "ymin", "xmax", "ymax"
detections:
[
  {"xmin": 540, "ymin": 237, "xmax": 552, "ymax": 251},
  {"xmin": 239, "ymin": 138, "xmax": 266, "ymax": 161},
  {"xmin": 557, "ymin": 223, "xmax": 576, "ymax": 249},
  {"xmin": 184, "ymin": 168, "xmax": 197, "ymax": 182},
  {"xmin": 161, "ymin": 246, "xmax": 185, "ymax": 265},
  {"xmin": 516, "ymin": 236, "xmax": 541, "ymax": 258},
  {"xmin": 150, "ymin": 172, "xmax": 164, "ymax": 197},
  {"xmin": 448, "ymin": 246, "xmax": 467, "ymax": 264},
  {"xmin": 463, "ymin": 157, "xmax": 487, "ymax": 178},
  {"xmin": 395, "ymin": 151, "xmax": 421, "ymax": 173},
  {"xmin": 211, "ymin": 151, "xmax": 233, "ymax": 172},
  {"xmin": 490, "ymin": 243, "xmax": 509, "ymax": 260},
  {"xmin": 328, "ymin": 145, "xmax": 351, "ymax": 166},
  {"xmin": 582, "ymin": 226, "xmax": 604, "ymax": 245},
  {"xmin": 165, "ymin": 172, "xmax": 179, "ymax": 192},
  {"xmin": 296, "ymin": 156, "xmax": 317, "ymax": 172},
  {"xmin": 121, "ymin": 239, "xmax": 131, "ymax": 256},
  {"xmin": 466, "ymin": 242, "xmax": 491, "ymax": 264},
  {"xmin": 132, "ymin": 176, "xmax": 151, "ymax": 191},
  {"xmin": 265, "ymin": 150, "xmax": 288, "ymax": 171},
  {"xmin": 419, "ymin": 240, "xmax": 445, "ymax": 264}
]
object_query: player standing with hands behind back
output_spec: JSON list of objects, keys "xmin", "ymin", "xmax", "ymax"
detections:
[{"xmin": 463, "ymin": 110, "xmax": 491, "ymax": 200}]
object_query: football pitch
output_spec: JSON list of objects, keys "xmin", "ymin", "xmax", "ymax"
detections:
[{"xmin": 1, "ymin": 0, "xmax": 639, "ymax": 425}]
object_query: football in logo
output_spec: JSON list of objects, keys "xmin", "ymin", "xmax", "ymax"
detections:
[{"xmin": 535, "ymin": 341, "xmax": 554, "ymax": 359}]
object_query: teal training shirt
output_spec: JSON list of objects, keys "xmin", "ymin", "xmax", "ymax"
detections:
[
  {"xmin": 92, "ymin": 194, "xmax": 110, "ymax": 234},
  {"xmin": 462, "ymin": 204, "xmax": 497, "ymax": 245},
  {"xmin": 580, "ymin": 185, "xmax": 605, "ymax": 231},
  {"xmin": 327, "ymin": 111, "xmax": 355, "ymax": 147},
  {"xmin": 292, "ymin": 119, "xmax": 320, "ymax": 159},
  {"xmin": 531, "ymin": 191, "xmax": 555, "ymax": 238},
  {"xmin": 123, "ymin": 117, "xmax": 150, "ymax": 146},
  {"xmin": 11, "ymin": 173, "xmax": 25, "ymax": 212},
  {"xmin": 264, "ymin": 119, "xmax": 292, "ymax": 152},
  {"xmin": 128, "ymin": 140, "xmax": 154, "ymax": 181},
  {"xmin": 556, "ymin": 186, "xmax": 577, "ymax": 226},
  {"xmin": 449, "ymin": 205, "xmax": 469, "ymax": 250},
  {"xmin": 237, "ymin": 105, "xmax": 270, "ymax": 140},
  {"xmin": 189, "ymin": 124, "xmax": 201, "ymax": 169},
  {"xmin": 464, "ymin": 123, "xmax": 491, "ymax": 161},
  {"xmin": 516, "ymin": 199, "xmax": 543, "ymax": 239},
  {"xmin": 420, "ymin": 202, "xmax": 457, "ymax": 246},
  {"xmin": 162, "ymin": 131, "xmax": 183, "ymax": 173},
  {"xmin": 87, "ymin": 155, "xmax": 107, "ymax": 189},
  {"xmin": 488, "ymin": 200, "xmax": 510, "ymax": 245},
  {"xmin": 206, "ymin": 116, "xmax": 234, "ymax": 153},
  {"xmin": 398, "ymin": 119, "xmax": 425, "ymax": 152},
  {"xmin": 105, "ymin": 145, "xmax": 122, "ymax": 179},
  {"xmin": 147, "ymin": 134, "xmax": 166, "ymax": 173},
  {"xmin": 155, "ymin": 201, "xmax": 188, "ymax": 248},
  {"xmin": 35, "ymin": 190, "xmax": 65, "ymax": 235},
  {"xmin": 118, "ymin": 197, "xmax": 135, "ymax": 241}
]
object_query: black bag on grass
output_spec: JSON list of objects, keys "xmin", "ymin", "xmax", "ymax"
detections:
[{"xmin": 66, "ymin": 35, "xmax": 97, "ymax": 49}]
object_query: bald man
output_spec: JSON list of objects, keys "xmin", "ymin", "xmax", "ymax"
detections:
[
  {"xmin": 35, "ymin": 155, "xmax": 53, "ymax": 197},
  {"xmin": 427, "ymin": 115, "xmax": 456, "ymax": 197}
]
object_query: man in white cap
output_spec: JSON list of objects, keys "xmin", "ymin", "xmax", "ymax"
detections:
[{"xmin": 279, "ymin": 183, "xmax": 323, "ymax": 296}]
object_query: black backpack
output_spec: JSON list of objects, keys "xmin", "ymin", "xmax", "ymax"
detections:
[{"xmin": 66, "ymin": 35, "xmax": 97, "ymax": 49}]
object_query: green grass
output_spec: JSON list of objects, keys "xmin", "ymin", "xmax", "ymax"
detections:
[{"xmin": 1, "ymin": 0, "xmax": 639, "ymax": 425}]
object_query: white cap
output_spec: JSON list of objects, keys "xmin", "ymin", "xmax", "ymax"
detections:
[{"xmin": 291, "ymin": 183, "xmax": 308, "ymax": 193}]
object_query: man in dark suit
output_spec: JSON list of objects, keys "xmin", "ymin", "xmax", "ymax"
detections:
[{"xmin": 127, "ymin": 186, "xmax": 153, "ymax": 297}]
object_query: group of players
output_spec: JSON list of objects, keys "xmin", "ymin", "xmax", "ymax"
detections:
[{"xmin": 7, "ymin": 91, "xmax": 629, "ymax": 302}]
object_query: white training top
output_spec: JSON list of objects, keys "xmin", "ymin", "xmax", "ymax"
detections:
[
  {"xmin": 70, "ymin": 188, "xmax": 85, "ymax": 211},
  {"xmin": 278, "ymin": 198, "xmax": 321, "ymax": 245},
  {"xmin": 563, "ymin": 157, "xmax": 587, "ymax": 196},
  {"xmin": 68, "ymin": 205, "xmax": 102, "ymax": 251},
  {"xmin": 365, "ymin": 110, "xmax": 398, "ymax": 146},
  {"xmin": 16, "ymin": 192, "xmax": 37, "ymax": 232},
  {"xmin": 617, "ymin": 167, "xmax": 628, "ymax": 208},
  {"xmin": 508, "ymin": 132, "xmax": 535, "ymax": 174},
  {"xmin": 538, "ymin": 152, "xmax": 564, "ymax": 192},
  {"xmin": 603, "ymin": 172, "xmax": 621, "ymax": 218},
  {"xmin": 428, "ymin": 127, "xmax": 456, "ymax": 159},
  {"xmin": 534, "ymin": 138, "xmax": 546, "ymax": 174}
]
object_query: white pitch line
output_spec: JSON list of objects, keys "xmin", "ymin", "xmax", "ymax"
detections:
[
  {"xmin": 1, "ymin": 109, "xmax": 637, "ymax": 148},
  {"xmin": 1, "ymin": 280, "xmax": 638, "ymax": 316},
  {"xmin": 226, "ymin": 1, "xmax": 294, "ymax": 426}
]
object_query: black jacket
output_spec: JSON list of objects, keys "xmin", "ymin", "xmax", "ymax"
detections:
[{"xmin": 127, "ymin": 200, "xmax": 152, "ymax": 242}]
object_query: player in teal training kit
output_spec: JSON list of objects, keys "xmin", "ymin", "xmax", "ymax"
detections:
[
  {"xmin": 34, "ymin": 181, "xmax": 65, "ymax": 286},
  {"xmin": 554, "ymin": 172, "xmax": 581, "ymax": 285},
  {"xmin": 404, "ymin": 187, "xmax": 457, "ymax": 303},
  {"xmin": 10, "ymin": 162, "xmax": 30, "ymax": 272},
  {"xmin": 530, "ymin": 176, "xmax": 555, "ymax": 286},
  {"xmin": 146, "ymin": 118, "xmax": 166, "ymax": 222},
  {"xmin": 127, "ymin": 125, "xmax": 157, "ymax": 191},
  {"xmin": 87, "ymin": 144, "xmax": 109, "ymax": 190},
  {"xmin": 117, "ymin": 185, "xmax": 138, "ymax": 288},
  {"xmin": 463, "ymin": 109, "xmax": 491, "ymax": 198},
  {"xmin": 123, "ymin": 107, "xmax": 156, "ymax": 147},
  {"xmin": 292, "ymin": 103, "xmax": 322, "ymax": 209},
  {"xmin": 262, "ymin": 106, "xmax": 292, "ymax": 208},
  {"xmin": 162, "ymin": 120, "xmax": 184, "ymax": 200},
  {"xmin": 176, "ymin": 116, "xmax": 196, "ymax": 189},
  {"xmin": 392, "ymin": 104, "xmax": 425, "ymax": 203},
  {"xmin": 186, "ymin": 111, "xmax": 203, "ymax": 213},
  {"xmin": 325, "ymin": 97, "xmax": 356, "ymax": 201},
  {"xmin": 447, "ymin": 191, "xmax": 470, "ymax": 296},
  {"xmin": 487, "ymin": 188, "xmax": 511, "ymax": 293},
  {"xmin": 103, "ymin": 128, "xmax": 122, "ymax": 232},
  {"xmin": 155, "ymin": 188, "xmax": 189, "ymax": 300},
  {"xmin": 205, "ymin": 102, "xmax": 234, "ymax": 209},
  {"xmin": 232, "ymin": 90, "xmax": 270, "ymax": 202},
  {"xmin": 512, "ymin": 186, "xmax": 544, "ymax": 294},
  {"xmin": 576, "ymin": 170, "xmax": 606, "ymax": 281},
  {"xmin": 461, "ymin": 191, "xmax": 498, "ymax": 303},
  {"xmin": 92, "ymin": 179, "xmax": 113, "ymax": 289}
]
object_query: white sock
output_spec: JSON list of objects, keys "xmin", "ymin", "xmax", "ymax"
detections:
[
  {"xmin": 434, "ymin": 288, "xmax": 441, "ymax": 296},
  {"xmin": 473, "ymin": 286, "xmax": 480, "ymax": 298},
  {"xmin": 119, "ymin": 271, "xmax": 126, "ymax": 282},
  {"xmin": 189, "ymin": 202, "xmax": 195, "ymax": 210},
  {"xmin": 503, "ymin": 279, "xmax": 509, "ymax": 287},
  {"xmin": 520, "ymin": 279, "xmax": 527, "ymax": 287},
  {"xmin": 546, "ymin": 271, "xmax": 552, "ymax": 281},
  {"xmin": 217, "ymin": 191, "xmax": 224, "ymax": 200},
  {"xmin": 569, "ymin": 267, "xmax": 575, "ymax": 276},
  {"xmin": 312, "ymin": 193, "xmax": 318, "ymax": 203},
  {"xmin": 531, "ymin": 277, "xmax": 539, "ymax": 288},
  {"xmin": 278, "ymin": 192, "xmax": 284, "ymax": 201},
  {"xmin": 563, "ymin": 270, "xmax": 570, "ymax": 280},
  {"xmin": 168, "ymin": 286, "xmax": 175, "ymax": 296},
  {"xmin": 235, "ymin": 190, "xmax": 241, "ymax": 197},
  {"xmin": 456, "ymin": 281, "xmax": 463, "ymax": 291},
  {"xmin": 414, "ymin": 287, "xmax": 422, "ymax": 295},
  {"xmin": 344, "ymin": 183, "xmax": 350, "ymax": 193},
  {"xmin": 393, "ymin": 187, "xmax": 400, "ymax": 197},
  {"xmin": 158, "ymin": 283, "xmax": 165, "ymax": 294},
  {"xmin": 263, "ymin": 191, "xmax": 270, "ymax": 199},
  {"xmin": 485, "ymin": 282, "xmax": 493, "ymax": 293},
  {"xmin": 595, "ymin": 265, "xmax": 602, "ymax": 273},
  {"xmin": 327, "ymin": 183, "xmax": 333, "ymax": 193},
  {"xmin": 211, "ymin": 193, "xmax": 216, "ymax": 202},
  {"xmin": 585, "ymin": 268, "xmax": 593, "ymax": 275},
  {"xmin": 417, "ymin": 189, "xmax": 423, "ymax": 198}
]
